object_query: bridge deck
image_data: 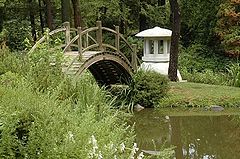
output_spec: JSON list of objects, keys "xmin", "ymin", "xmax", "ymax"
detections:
[{"xmin": 63, "ymin": 51, "xmax": 100, "ymax": 74}]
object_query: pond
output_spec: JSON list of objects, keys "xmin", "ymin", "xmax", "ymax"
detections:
[{"xmin": 133, "ymin": 108, "xmax": 240, "ymax": 159}]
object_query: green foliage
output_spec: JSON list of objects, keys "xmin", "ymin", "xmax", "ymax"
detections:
[
  {"xmin": 0, "ymin": 48, "xmax": 26, "ymax": 75},
  {"xmin": 27, "ymin": 44, "xmax": 64, "ymax": 92},
  {"xmin": 179, "ymin": 44, "xmax": 231, "ymax": 72},
  {"xmin": 180, "ymin": 0, "xmax": 222, "ymax": 46},
  {"xmin": 140, "ymin": 1, "xmax": 171, "ymax": 28},
  {"xmin": 80, "ymin": 0, "xmax": 125, "ymax": 27},
  {"xmin": 0, "ymin": 71, "xmax": 26, "ymax": 88},
  {"xmin": 4, "ymin": 20, "xmax": 32, "ymax": 51},
  {"xmin": 131, "ymin": 70, "xmax": 169, "ymax": 108}
]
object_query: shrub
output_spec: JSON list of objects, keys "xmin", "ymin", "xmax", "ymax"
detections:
[
  {"xmin": 26, "ymin": 44, "xmax": 64, "ymax": 92},
  {"xmin": 0, "ymin": 48, "xmax": 26, "ymax": 75},
  {"xmin": 131, "ymin": 70, "xmax": 169, "ymax": 108},
  {"xmin": 179, "ymin": 44, "xmax": 231, "ymax": 72},
  {"xmin": 4, "ymin": 20, "xmax": 32, "ymax": 51}
]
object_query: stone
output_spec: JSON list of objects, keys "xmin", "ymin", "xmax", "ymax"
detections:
[
  {"xmin": 142, "ymin": 150, "xmax": 161, "ymax": 155},
  {"xmin": 206, "ymin": 105, "xmax": 224, "ymax": 111},
  {"xmin": 134, "ymin": 104, "xmax": 145, "ymax": 112}
]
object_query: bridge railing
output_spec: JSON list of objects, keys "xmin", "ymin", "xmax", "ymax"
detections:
[
  {"xmin": 29, "ymin": 21, "xmax": 139, "ymax": 71},
  {"xmin": 63, "ymin": 21, "xmax": 139, "ymax": 71}
]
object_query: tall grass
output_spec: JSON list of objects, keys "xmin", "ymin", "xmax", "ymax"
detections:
[
  {"xmin": 226, "ymin": 63, "xmax": 240, "ymax": 87},
  {"xmin": 181, "ymin": 63, "xmax": 240, "ymax": 87},
  {"xmin": 0, "ymin": 82, "xmax": 137, "ymax": 158}
]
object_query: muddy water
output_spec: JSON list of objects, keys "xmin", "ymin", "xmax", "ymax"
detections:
[{"xmin": 133, "ymin": 108, "xmax": 240, "ymax": 159}]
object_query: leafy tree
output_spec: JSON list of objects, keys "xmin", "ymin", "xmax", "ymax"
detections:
[
  {"xmin": 0, "ymin": 0, "xmax": 6, "ymax": 32},
  {"xmin": 180, "ymin": 0, "xmax": 223, "ymax": 47},
  {"xmin": 215, "ymin": 0, "xmax": 240, "ymax": 57}
]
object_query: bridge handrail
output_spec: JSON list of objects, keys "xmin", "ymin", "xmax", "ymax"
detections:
[
  {"xmin": 28, "ymin": 28, "xmax": 66, "ymax": 54},
  {"xmin": 101, "ymin": 27, "xmax": 135, "ymax": 53},
  {"xmin": 29, "ymin": 21, "xmax": 140, "ymax": 72},
  {"xmin": 63, "ymin": 34, "xmax": 97, "ymax": 52},
  {"xmin": 63, "ymin": 22, "xmax": 137, "ymax": 63}
]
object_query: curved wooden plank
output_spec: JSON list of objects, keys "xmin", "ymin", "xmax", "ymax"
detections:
[
  {"xmin": 82, "ymin": 44, "xmax": 99, "ymax": 52},
  {"xmin": 70, "ymin": 28, "xmax": 78, "ymax": 32},
  {"xmin": 28, "ymin": 28, "xmax": 66, "ymax": 54},
  {"xmin": 75, "ymin": 52, "xmax": 134, "ymax": 77},
  {"xmin": 49, "ymin": 28, "xmax": 66, "ymax": 35},
  {"xmin": 81, "ymin": 27, "xmax": 98, "ymax": 35},
  {"xmin": 102, "ymin": 43, "xmax": 117, "ymax": 51},
  {"xmin": 88, "ymin": 35, "xmax": 97, "ymax": 44},
  {"xmin": 102, "ymin": 27, "xmax": 117, "ymax": 34},
  {"xmin": 63, "ymin": 35, "xmax": 79, "ymax": 52}
]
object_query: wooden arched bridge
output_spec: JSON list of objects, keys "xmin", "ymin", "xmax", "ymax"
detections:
[{"xmin": 29, "ymin": 21, "xmax": 139, "ymax": 86}]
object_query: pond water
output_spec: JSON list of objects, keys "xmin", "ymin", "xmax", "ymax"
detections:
[{"xmin": 133, "ymin": 108, "xmax": 240, "ymax": 159}]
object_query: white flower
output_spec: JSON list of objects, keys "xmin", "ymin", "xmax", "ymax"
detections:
[
  {"xmin": 68, "ymin": 131, "xmax": 75, "ymax": 143},
  {"xmin": 91, "ymin": 135, "xmax": 98, "ymax": 154},
  {"xmin": 129, "ymin": 143, "xmax": 139, "ymax": 159},
  {"xmin": 137, "ymin": 152, "xmax": 144, "ymax": 159},
  {"xmin": 120, "ymin": 143, "xmax": 125, "ymax": 153},
  {"xmin": 88, "ymin": 135, "xmax": 99, "ymax": 158},
  {"xmin": 98, "ymin": 151, "xmax": 103, "ymax": 159}
]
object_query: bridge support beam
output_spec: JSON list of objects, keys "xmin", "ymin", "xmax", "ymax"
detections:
[
  {"xmin": 132, "ymin": 44, "xmax": 138, "ymax": 72},
  {"xmin": 115, "ymin": 26, "xmax": 120, "ymax": 53},
  {"xmin": 63, "ymin": 22, "xmax": 71, "ymax": 51},
  {"xmin": 96, "ymin": 21, "xmax": 103, "ymax": 51},
  {"xmin": 77, "ymin": 27, "xmax": 82, "ymax": 59}
]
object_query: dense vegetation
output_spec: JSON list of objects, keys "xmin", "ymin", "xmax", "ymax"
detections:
[
  {"xmin": 0, "ymin": 0, "xmax": 239, "ymax": 157},
  {"xmin": 0, "ymin": 44, "xmax": 174, "ymax": 157}
]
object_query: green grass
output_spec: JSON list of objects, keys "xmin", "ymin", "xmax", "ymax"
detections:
[{"xmin": 158, "ymin": 82, "xmax": 240, "ymax": 108}]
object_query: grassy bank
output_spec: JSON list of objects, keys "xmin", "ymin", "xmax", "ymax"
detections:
[{"xmin": 158, "ymin": 82, "xmax": 240, "ymax": 108}]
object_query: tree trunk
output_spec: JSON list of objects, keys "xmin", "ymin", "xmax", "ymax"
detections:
[
  {"xmin": 38, "ymin": 0, "xmax": 44, "ymax": 33},
  {"xmin": 44, "ymin": 0, "xmax": 54, "ymax": 30},
  {"xmin": 168, "ymin": 0, "xmax": 180, "ymax": 81},
  {"xmin": 119, "ymin": 0, "xmax": 125, "ymax": 34},
  {"xmin": 0, "ymin": 7, "xmax": 4, "ymax": 32},
  {"xmin": 61, "ymin": 0, "xmax": 71, "ymax": 23},
  {"xmin": 28, "ymin": 0, "xmax": 37, "ymax": 42},
  {"xmin": 158, "ymin": 0, "xmax": 166, "ymax": 6},
  {"xmin": 139, "ymin": 0, "xmax": 148, "ymax": 31},
  {"xmin": 71, "ymin": 0, "xmax": 82, "ymax": 28}
]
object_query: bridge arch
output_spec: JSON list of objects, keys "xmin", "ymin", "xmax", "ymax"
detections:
[
  {"xmin": 29, "ymin": 21, "xmax": 139, "ymax": 86},
  {"xmin": 75, "ymin": 51, "xmax": 134, "ymax": 85}
]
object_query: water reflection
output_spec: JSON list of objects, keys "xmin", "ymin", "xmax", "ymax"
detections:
[{"xmin": 134, "ymin": 109, "xmax": 240, "ymax": 159}]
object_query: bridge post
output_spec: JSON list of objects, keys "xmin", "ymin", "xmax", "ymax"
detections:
[
  {"xmin": 96, "ymin": 21, "xmax": 103, "ymax": 51},
  {"xmin": 132, "ymin": 44, "xmax": 138, "ymax": 72},
  {"xmin": 115, "ymin": 26, "xmax": 120, "ymax": 52},
  {"xmin": 63, "ymin": 22, "xmax": 71, "ymax": 51},
  {"xmin": 77, "ymin": 27, "xmax": 82, "ymax": 59}
]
